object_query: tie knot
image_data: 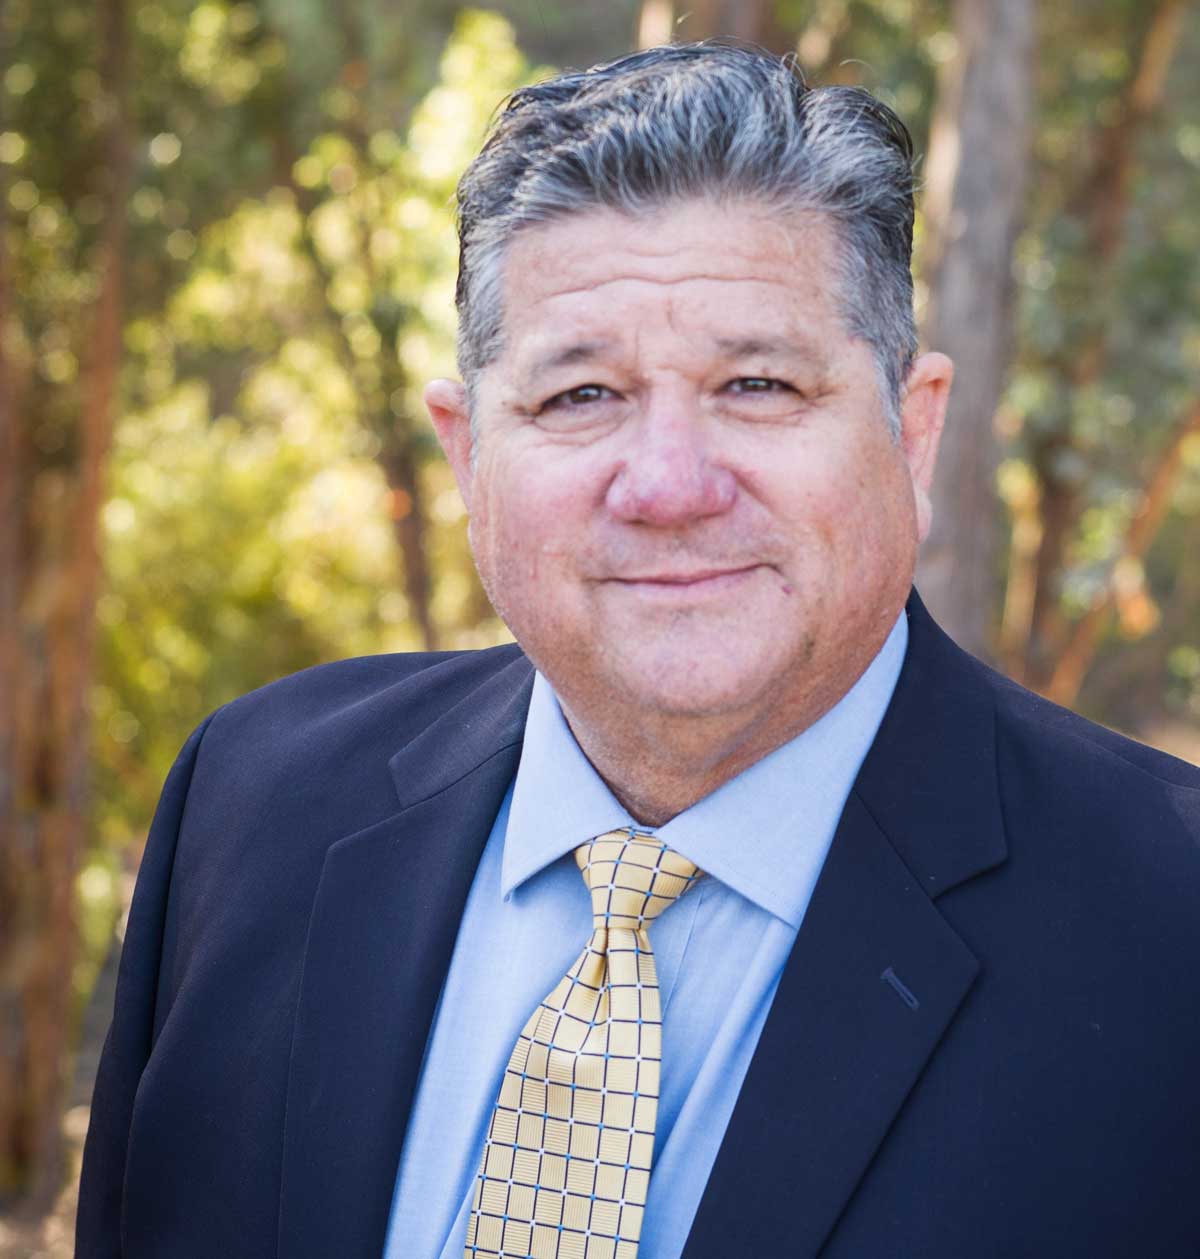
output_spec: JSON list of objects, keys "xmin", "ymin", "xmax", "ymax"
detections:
[{"xmin": 575, "ymin": 828, "xmax": 701, "ymax": 931}]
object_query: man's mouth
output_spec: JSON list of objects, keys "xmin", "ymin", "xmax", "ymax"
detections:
[{"xmin": 607, "ymin": 564, "xmax": 764, "ymax": 591}]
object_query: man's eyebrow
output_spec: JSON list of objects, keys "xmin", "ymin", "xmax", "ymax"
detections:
[{"xmin": 526, "ymin": 340, "xmax": 616, "ymax": 376}]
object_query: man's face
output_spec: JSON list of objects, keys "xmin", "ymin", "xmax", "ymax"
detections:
[{"xmin": 429, "ymin": 199, "xmax": 948, "ymax": 737}]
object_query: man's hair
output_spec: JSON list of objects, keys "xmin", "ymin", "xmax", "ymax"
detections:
[{"xmin": 454, "ymin": 42, "xmax": 918, "ymax": 433}]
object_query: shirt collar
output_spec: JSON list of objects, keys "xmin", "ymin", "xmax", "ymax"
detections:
[{"xmin": 501, "ymin": 612, "xmax": 908, "ymax": 927}]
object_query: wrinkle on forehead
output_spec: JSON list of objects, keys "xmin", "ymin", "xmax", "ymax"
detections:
[
  {"xmin": 512, "ymin": 294, "xmax": 837, "ymax": 380},
  {"xmin": 501, "ymin": 200, "xmax": 836, "ymax": 305},
  {"xmin": 517, "ymin": 270, "xmax": 819, "ymax": 304}
]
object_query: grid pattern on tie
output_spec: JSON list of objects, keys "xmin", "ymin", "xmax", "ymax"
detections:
[{"xmin": 465, "ymin": 829, "xmax": 700, "ymax": 1259}]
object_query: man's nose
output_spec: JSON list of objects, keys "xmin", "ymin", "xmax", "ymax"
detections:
[{"xmin": 604, "ymin": 395, "xmax": 737, "ymax": 527}]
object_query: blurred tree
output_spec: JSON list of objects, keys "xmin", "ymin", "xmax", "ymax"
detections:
[
  {"xmin": 916, "ymin": 0, "xmax": 1034, "ymax": 658},
  {"xmin": 167, "ymin": 1, "xmax": 530, "ymax": 651},
  {"xmin": 679, "ymin": 0, "xmax": 793, "ymax": 49},
  {"xmin": 999, "ymin": 0, "xmax": 1196, "ymax": 714},
  {"xmin": 494, "ymin": 0, "xmax": 639, "ymax": 66},
  {"xmin": 93, "ymin": 8, "xmax": 535, "ymax": 834},
  {"xmin": 0, "ymin": 0, "xmax": 132, "ymax": 1211},
  {"xmin": 0, "ymin": 1, "xmax": 531, "ymax": 1211},
  {"xmin": 634, "ymin": 0, "xmax": 793, "ymax": 49}
]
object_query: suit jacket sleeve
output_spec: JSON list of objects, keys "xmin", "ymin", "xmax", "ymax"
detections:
[{"xmin": 75, "ymin": 712, "xmax": 218, "ymax": 1259}]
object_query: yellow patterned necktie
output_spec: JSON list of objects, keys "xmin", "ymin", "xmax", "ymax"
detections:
[{"xmin": 465, "ymin": 828, "xmax": 702, "ymax": 1259}]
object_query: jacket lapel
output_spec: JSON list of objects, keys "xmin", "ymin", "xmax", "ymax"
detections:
[
  {"xmin": 277, "ymin": 652, "xmax": 534, "ymax": 1259},
  {"xmin": 682, "ymin": 794, "xmax": 980, "ymax": 1258},
  {"xmin": 683, "ymin": 594, "xmax": 1008, "ymax": 1258}
]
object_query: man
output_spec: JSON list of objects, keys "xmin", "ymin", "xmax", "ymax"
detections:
[{"xmin": 78, "ymin": 43, "xmax": 1200, "ymax": 1259}]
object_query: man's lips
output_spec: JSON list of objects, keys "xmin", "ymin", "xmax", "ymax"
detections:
[{"xmin": 604, "ymin": 563, "xmax": 764, "ymax": 589}]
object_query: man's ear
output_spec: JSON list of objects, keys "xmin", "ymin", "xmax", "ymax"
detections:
[
  {"xmin": 898, "ymin": 351, "xmax": 953, "ymax": 543},
  {"xmin": 425, "ymin": 379, "xmax": 474, "ymax": 508}
]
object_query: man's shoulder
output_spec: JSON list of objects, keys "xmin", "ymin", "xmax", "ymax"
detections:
[
  {"xmin": 155, "ymin": 643, "xmax": 532, "ymax": 934},
  {"xmin": 206, "ymin": 641, "xmax": 528, "ymax": 749},
  {"xmin": 904, "ymin": 595, "xmax": 1200, "ymax": 805},
  {"xmin": 986, "ymin": 657, "xmax": 1200, "ymax": 800},
  {"xmin": 888, "ymin": 597, "xmax": 1200, "ymax": 899},
  {"xmin": 177, "ymin": 642, "xmax": 531, "ymax": 850},
  {"xmin": 968, "ymin": 654, "xmax": 1200, "ymax": 894}
]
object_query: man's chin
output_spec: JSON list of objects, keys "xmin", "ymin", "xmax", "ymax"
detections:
[{"xmin": 601, "ymin": 653, "xmax": 789, "ymax": 723}]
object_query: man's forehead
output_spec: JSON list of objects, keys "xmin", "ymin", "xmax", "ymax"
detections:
[
  {"xmin": 502, "ymin": 200, "xmax": 839, "ymax": 294},
  {"xmin": 518, "ymin": 331, "xmax": 833, "ymax": 380}
]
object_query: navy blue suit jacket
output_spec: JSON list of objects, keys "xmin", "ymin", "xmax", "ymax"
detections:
[{"xmin": 77, "ymin": 594, "xmax": 1200, "ymax": 1257}]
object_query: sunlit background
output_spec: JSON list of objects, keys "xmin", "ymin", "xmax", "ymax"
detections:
[{"xmin": 2, "ymin": 0, "xmax": 1198, "ymax": 1252}]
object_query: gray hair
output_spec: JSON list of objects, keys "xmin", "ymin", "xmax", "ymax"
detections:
[{"xmin": 454, "ymin": 42, "xmax": 918, "ymax": 434}]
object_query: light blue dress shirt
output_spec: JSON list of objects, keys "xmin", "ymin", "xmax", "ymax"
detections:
[{"xmin": 383, "ymin": 613, "xmax": 907, "ymax": 1259}]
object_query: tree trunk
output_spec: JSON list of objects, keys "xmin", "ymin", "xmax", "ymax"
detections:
[
  {"xmin": 277, "ymin": 7, "xmax": 441, "ymax": 656},
  {"xmin": 378, "ymin": 445, "xmax": 438, "ymax": 652},
  {"xmin": 796, "ymin": 0, "xmax": 852, "ymax": 77},
  {"xmin": 0, "ymin": 0, "xmax": 130, "ymax": 1211},
  {"xmin": 635, "ymin": 0, "xmax": 675, "ymax": 49},
  {"xmin": 0, "ymin": 114, "xmax": 29, "ymax": 1216},
  {"xmin": 915, "ymin": 0, "xmax": 1034, "ymax": 661},
  {"xmin": 673, "ymin": 0, "xmax": 791, "ymax": 50}
]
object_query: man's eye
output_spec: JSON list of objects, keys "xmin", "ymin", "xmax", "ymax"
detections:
[
  {"xmin": 728, "ymin": 377, "xmax": 790, "ymax": 394},
  {"xmin": 542, "ymin": 384, "xmax": 612, "ymax": 410}
]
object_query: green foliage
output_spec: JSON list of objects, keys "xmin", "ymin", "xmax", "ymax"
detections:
[
  {"xmin": 94, "ymin": 6, "xmax": 530, "ymax": 827},
  {"xmin": 1002, "ymin": 3, "xmax": 1200, "ymax": 718},
  {"xmin": 44, "ymin": 7, "xmax": 536, "ymax": 990}
]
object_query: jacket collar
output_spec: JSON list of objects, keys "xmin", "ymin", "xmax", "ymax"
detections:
[
  {"xmin": 853, "ymin": 591, "xmax": 1008, "ymax": 897},
  {"xmin": 386, "ymin": 645, "xmax": 535, "ymax": 809}
]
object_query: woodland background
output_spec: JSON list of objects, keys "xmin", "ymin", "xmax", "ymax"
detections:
[{"xmin": 1, "ymin": 0, "xmax": 1198, "ymax": 1251}]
